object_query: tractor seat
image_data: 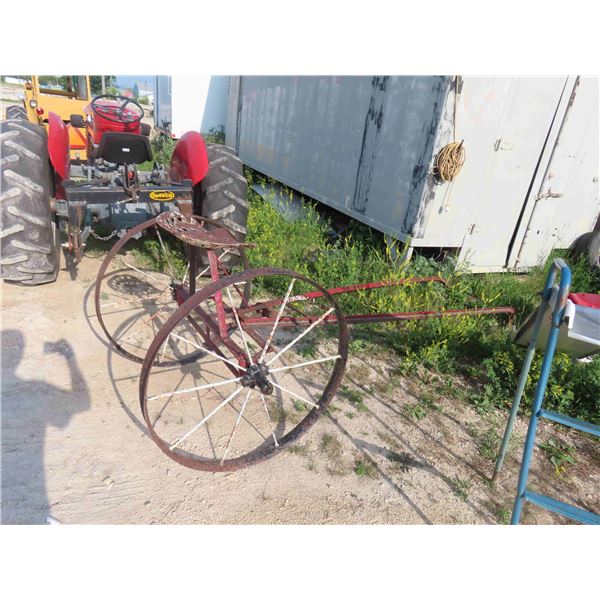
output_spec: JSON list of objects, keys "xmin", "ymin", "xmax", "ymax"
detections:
[
  {"xmin": 96, "ymin": 132, "xmax": 152, "ymax": 165},
  {"xmin": 156, "ymin": 212, "xmax": 255, "ymax": 250}
]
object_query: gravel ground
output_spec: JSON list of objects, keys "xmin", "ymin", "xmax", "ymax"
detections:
[{"xmin": 1, "ymin": 255, "xmax": 598, "ymax": 524}]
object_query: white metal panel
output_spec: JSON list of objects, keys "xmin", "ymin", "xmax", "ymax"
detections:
[
  {"xmin": 227, "ymin": 76, "xmax": 598, "ymax": 272},
  {"xmin": 155, "ymin": 77, "xmax": 228, "ymax": 139},
  {"xmin": 456, "ymin": 77, "xmax": 569, "ymax": 271},
  {"xmin": 233, "ymin": 76, "xmax": 449, "ymax": 241},
  {"xmin": 512, "ymin": 77, "xmax": 600, "ymax": 268},
  {"xmin": 154, "ymin": 76, "xmax": 172, "ymax": 133},
  {"xmin": 415, "ymin": 77, "xmax": 514, "ymax": 247}
]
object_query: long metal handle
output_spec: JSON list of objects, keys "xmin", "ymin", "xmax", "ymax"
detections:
[
  {"xmin": 493, "ymin": 259, "xmax": 571, "ymax": 480},
  {"xmin": 511, "ymin": 260, "xmax": 572, "ymax": 524},
  {"xmin": 543, "ymin": 258, "xmax": 572, "ymax": 325}
]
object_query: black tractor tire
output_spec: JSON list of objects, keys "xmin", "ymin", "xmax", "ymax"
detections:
[
  {"xmin": 569, "ymin": 231, "xmax": 600, "ymax": 270},
  {"xmin": 5, "ymin": 105, "xmax": 27, "ymax": 121},
  {"xmin": 195, "ymin": 143, "xmax": 248, "ymax": 263},
  {"xmin": 0, "ymin": 119, "xmax": 60, "ymax": 285}
]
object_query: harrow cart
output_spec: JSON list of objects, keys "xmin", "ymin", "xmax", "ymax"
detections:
[
  {"xmin": 95, "ymin": 212, "xmax": 515, "ymax": 472},
  {"xmin": 2, "ymin": 94, "xmax": 515, "ymax": 472}
]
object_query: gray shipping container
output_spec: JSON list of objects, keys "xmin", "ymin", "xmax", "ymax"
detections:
[{"xmin": 226, "ymin": 76, "xmax": 599, "ymax": 272}]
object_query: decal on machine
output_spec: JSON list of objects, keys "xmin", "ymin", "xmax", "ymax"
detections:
[{"xmin": 149, "ymin": 191, "xmax": 176, "ymax": 201}]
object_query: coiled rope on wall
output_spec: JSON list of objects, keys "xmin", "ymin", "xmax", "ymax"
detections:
[
  {"xmin": 432, "ymin": 76, "xmax": 465, "ymax": 183},
  {"xmin": 433, "ymin": 140, "xmax": 465, "ymax": 182}
]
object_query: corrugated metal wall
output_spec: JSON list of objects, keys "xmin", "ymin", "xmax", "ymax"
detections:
[
  {"xmin": 227, "ymin": 76, "xmax": 599, "ymax": 272},
  {"xmin": 227, "ymin": 76, "xmax": 451, "ymax": 240}
]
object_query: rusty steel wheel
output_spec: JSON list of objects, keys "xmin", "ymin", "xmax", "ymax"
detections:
[
  {"xmin": 95, "ymin": 215, "xmax": 248, "ymax": 366},
  {"xmin": 139, "ymin": 268, "xmax": 349, "ymax": 471}
]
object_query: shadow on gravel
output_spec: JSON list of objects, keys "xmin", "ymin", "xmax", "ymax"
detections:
[{"xmin": 1, "ymin": 329, "xmax": 90, "ymax": 524}]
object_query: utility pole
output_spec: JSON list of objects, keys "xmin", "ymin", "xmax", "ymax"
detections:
[{"xmin": 101, "ymin": 76, "xmax": 106, "ymax": 94}]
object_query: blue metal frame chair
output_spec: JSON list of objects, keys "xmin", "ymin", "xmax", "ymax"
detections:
[{"xmin": 494, "ymin": 258, "xmax": 600, "ymax": 525}]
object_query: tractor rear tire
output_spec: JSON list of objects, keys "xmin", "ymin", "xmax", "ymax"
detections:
[
  {"xmin": 569, "ymin": 231, "xmax": 600, "ymax": 271},
  {"xmin": 5, "ymin": 105, "xmax": 27, "ymax": 121},
  {"xmin": 196, "ymin": 143, "xmax": 248, "ymax": 263},
  {"xmin": 0, "ymin": 119, "xmax": 60, "ymax": 285}
]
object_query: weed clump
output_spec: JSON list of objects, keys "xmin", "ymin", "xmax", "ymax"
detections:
[{"xmin": 245, "ymin": 176, "xmax": 600, "ymax": 424}]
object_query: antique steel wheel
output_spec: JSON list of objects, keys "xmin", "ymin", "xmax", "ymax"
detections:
[
  {"xmin": 95, "ymin": 215, "xmax": 248, "ymax": 366},
  {"xmin": 139, "ymin": 268, "xmax": 349, "ymax": 471}
]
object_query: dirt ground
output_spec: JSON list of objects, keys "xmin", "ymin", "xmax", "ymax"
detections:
[{"xmin": 1, "ymin": 255, "xmax": 598, "ymax": 525}]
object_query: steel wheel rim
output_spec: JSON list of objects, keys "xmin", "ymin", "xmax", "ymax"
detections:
[
  {"xmin": 95, "ymin": 214, "xmax": 249, "ymax": 366},
  {"xmin": 139, "ymin": 268, "xmax": 349, "ymax": 471}
]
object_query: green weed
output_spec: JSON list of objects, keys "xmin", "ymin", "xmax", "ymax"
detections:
[
  {"xmin": 450, "ymin": 477, "xmax": 472, "ymax": 501},
  {"xmin": 477, "ymin": 427, "xmax": 502, "ymax": 461},
  {"xmin": 118, "ymin": 171, "xmax": 600, "ymax": 426},
  {"xmin": 539, "ymin": 438, "xmax": 577, "ymax": 476},
  {"xmin": 340, "ymin": 385, "xmax": 369, "ymax": 413},
  {"xmin": 320, "ymin": 433, "xmax": 348, "ymax": 476},
  {"xmin": 354, "ymin": 458, "xmax": 378, "ymax": 479},
  {"xmin": 404, "ymin": 403, "xmax": 428, "ymax": 420}
]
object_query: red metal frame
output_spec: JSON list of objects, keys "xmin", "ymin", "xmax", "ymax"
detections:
[
  {"xmin": 47, "ymin": 111, "xmax": 70, "ymax": 180},
  {"xmin": 84, "ymin": 99, "xmax": 142, "ymax": 144},
  {"xmin": 170, "ymin": 249, "xmax": 515, "ymax": 377},
  {"xmin": 169, "ymin": 131, "xmax": 209, "ymax": 186}
]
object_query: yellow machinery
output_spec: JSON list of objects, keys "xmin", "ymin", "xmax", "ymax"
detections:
[{"xmin": 22, "ymin": 76, "xmax": 92, "ymax": 160}]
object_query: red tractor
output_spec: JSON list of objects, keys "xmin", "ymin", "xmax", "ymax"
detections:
[{"xmin": 0, "ymin": 94, "xmax": 248, "ymax": 285}]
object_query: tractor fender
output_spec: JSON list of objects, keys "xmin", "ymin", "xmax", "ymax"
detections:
[
  {"xmin": 47, "ymin": 112, "xmax": 70, "ymax": 181},
  {"xmin": 168, "ymin": 131, "xmax": 209, "ymax": 186}
]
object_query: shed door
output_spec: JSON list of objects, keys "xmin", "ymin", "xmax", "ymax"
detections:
[
  {"xmin": 510, "ymin": 77, "xmax": 599, "ymax": 268},
  {"xmin": 458, "ymin": 77, "xmax": 569, "ymax": 272}
]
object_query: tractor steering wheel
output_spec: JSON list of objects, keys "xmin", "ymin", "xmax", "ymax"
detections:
[{"xmin": 91, "ymin": 94, "xmax": 144, "ymax": 125}]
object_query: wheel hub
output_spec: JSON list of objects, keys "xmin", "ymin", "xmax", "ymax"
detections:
[{"xmin": 240, "ymin": 362, "xmax": 273, "ymax": 395}]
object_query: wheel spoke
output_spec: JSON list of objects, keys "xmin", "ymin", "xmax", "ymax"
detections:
[
  {"xmin": 169, "ymin": 332, "xmax": 246, "ymax": 372},
  {"xmin": 268, "ymin": 378, "xmax": 319, "ymax": 408},
  {"xmin": 196, "ymin": 249, "xmax": 230, "ymax": 281},
  {"xmin": 160, "ymin": 333, "xmax": 172, "ymax": 362},
  {"xmin": 154, "ymin": 224, "xmax": 178, "ymax": 279},
  {"xmin": 101, "ymin": 296, "xmax": 171, "ymax": 310},
  {"xmin": 269, "ymin": 354, "xmax": 341, "ymax": 373},
  {"xmin": 260, "ymin": 392, "xmax": 279, "ymax": 447},
  {"xmin": 169, "ymin": 386, "xmax": 243, "ymax": 450},
  {"xmin": 116, "ymin": 306, "xmax": 169, "ymax": 343},
  {"xmin": 148, "ymin": 375, "xmax": 242, "ymax": 401},
  {"xmin": 120, "ymin": 260, "xmax": 167, "ymax": 286},
  {"xmin": 266, "ymin": 307, "xmax": 335, "ymax": 366},
  {"xmin": 258, "ymin": 277, "xmax": 296, "ymax": 363},
  {"xmin": 138, "ymin": 268, "xmax": 347, "ymax": 470},
  {"xmin": 221, "ymin": 388, "xmax": 252, "ymax": 463},
  {"xmin": 226, "ymin": 286, "xmax": 253, "ymax": 365},
  {"xmin": 171, "ymin": 332, "xmax": 246, "ymax": 371}
]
